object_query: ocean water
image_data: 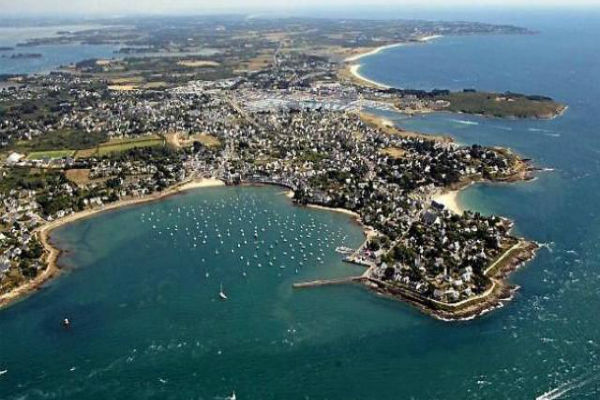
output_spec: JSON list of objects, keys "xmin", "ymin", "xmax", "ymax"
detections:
[
  {"xmin": 358, "ymin": 11, "xmax": 600, "ymax": 398},
  {"xmin": 2, "ymin": 12, "xmax": 600, "ymax": 399},
  {"xmin": 0, "ymin": 26, "xmax": 119, "ymax": 75}
]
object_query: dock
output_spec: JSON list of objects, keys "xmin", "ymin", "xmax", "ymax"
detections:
[{"xmin": 292, "ymin": 276, "xmax": 365, "ymax": 288}]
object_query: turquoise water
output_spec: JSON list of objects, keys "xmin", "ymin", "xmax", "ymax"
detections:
[
  {"xmin": 0, "ymin": 26, "xmax": 119, "ymax": 75},
  {"xmin": 2, "ymin": 13, "xmax": 600, "ymax": 399},
  {"xmin": 358, "ymin": 11, "xmax": 600, "ymax": 398}
]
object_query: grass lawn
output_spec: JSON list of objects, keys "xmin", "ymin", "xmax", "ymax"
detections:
[
  {"xmin": 96, "ymin": 137, "xmax": 165, "ymax": 156},
  {"xmin": 73, "ymin": 136, "xmax": 165, "ymax": 158},
  {"xmin": 26, "ymin": 149, "xmax": 76, "ymax": 160}
]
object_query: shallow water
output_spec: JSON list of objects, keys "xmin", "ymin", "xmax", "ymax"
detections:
[{"xmin": 2, "ymin": 12, "xmax": 600, "ymax": 399}]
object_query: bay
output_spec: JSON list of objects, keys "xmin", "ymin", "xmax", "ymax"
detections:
[{"xmin": 2, "ymin": 11, "xmax": 600, "ymax": 399}]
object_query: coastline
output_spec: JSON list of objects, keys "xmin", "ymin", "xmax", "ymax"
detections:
[
  {"xmin": 417, "ymin": 34, "xmax": 444, "ymax": 42},
  {"xmin": 432, "ymin": 190, "xmax": 463, "ymax": 215},
  {"xmin": 360, "ymin": 111, "xmax": 453, "ymax": 142},
  {"xmin": 364, "ymin": 240, "xmax": 539, "ymax": 321},
  {"xmin": 342, "ymin": 42, "xmax": 405, "ymax": 90},
  {"xmin": 285, "ymin": 173, "xmax": 537, "ymax": 322},
  {"xmin": 343, "ymin": 35, "xmax": 443, "ymax": 89},
  {"xmin": 1, "ymin": 173, "xmax": 538, "ymax": 322},
  {"xmin": 344, "ymin": 42, "xmax": 405, "ymax": 63},
  {"xmin": 305, "ymin": 203, "xmax": 361, "ymax": 218},
  {"xmin": 348, "ymin": 65, "xmax": 390, "ymax": 89},
  {"xmin": 0, "ymin": 177, "xmax": 224, "ymax": 309}
]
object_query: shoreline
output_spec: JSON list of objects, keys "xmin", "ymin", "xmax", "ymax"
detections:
[
  {"xmin": 364, "ymin": 240, "xmax": 539, "ymax": 321},
  {"xmin": 305, "ymin": 203, "xmax": 361, "ymax": 218},
  {"xmin": 285, "ymin": 176, "xmax": 537, "ymax": 322},
  {"xmin": 0, "ymin": 177, "xmax": 225, "ymax": 309},
  {"xmin": 348, "ymin": 65, "xmax": 390, "ymax": 89},
  {"xmin": 344, "ymin": 42, "xmax": 406, "ymax": 63},
  {"xmin": 342, "ymin": 42, "xmax": 404, "ymax": 90},
  {"xmin": 1, "ymin": 175, "xmax": 538, "ymax": 322},
  {"xmin": 343, "ymin": 35, "xmax": 443, "ymax": 89},
  {"xmin": 417, "ymin": 34, "xmax": 444, "ymax": 42},
  {"xmin": 432, "ymin": 189, "xmax": 463, "ymax": 215}
]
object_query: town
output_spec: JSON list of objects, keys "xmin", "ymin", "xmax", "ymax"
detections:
[{"xmin": 0, "ymin": 16, "xmax": 548, "ymax": 318}]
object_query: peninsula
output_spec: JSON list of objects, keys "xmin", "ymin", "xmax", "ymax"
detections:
[{"xmin": 0, "ymin": 16, "xmax": 559, "ymax": 319}]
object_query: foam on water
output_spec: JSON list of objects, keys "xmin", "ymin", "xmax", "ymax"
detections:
[{"xmin": 450, "ymin": 119, "xmax": 480, "ymax": 126}]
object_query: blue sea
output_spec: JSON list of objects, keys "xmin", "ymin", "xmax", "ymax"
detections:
[{"xmin": 2, "ymin": 11, "xmax": 600, "ymax": 399}]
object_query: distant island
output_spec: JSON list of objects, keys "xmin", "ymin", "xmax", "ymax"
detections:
[
  {"xmin": 2, "ymin": 53, "xmax": 43, "ymax": 59},
  {"xmin": 0, "ymin": 16, "xmax": 563, "ymax": 320}
]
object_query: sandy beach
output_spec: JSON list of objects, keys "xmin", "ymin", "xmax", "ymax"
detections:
[
  {"xmin": 177, "ymin": 177, "xmax": 225, "ymax": 191},
  {"xmin": 348, "ymin": 64, "xmax": 390, "ymax": 89},
  {"xmin": 344, "ymin": 35, "xmax": 442, "ymax": 90},
  {"xmin": 306, "ymin": 203, "xmax": 361, "ymax": 219},
  {"xmin": 344, "ymin": 42, "xmax": 405, "ymax": 62},
  {"xmin": 417, "ymin": 34, "xmax": 443, "ymax": 42},
  {"xmin": 432, "ymin": 190, "xmax": 463, "ymax": 215},
  {"xmin": 342, "ymin": 42, "xmax": 404, "ymax": 90},
  {"xmin": 0, "ymin": 177, "xmax": 224, "ymax": 309}
]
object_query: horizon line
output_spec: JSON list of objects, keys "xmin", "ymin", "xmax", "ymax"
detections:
[{"xmin": 1, "ymin": 4, "xmax": 600, "ymax": 19}]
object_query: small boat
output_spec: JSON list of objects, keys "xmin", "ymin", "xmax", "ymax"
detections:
[
  {"xmin": 219, "ymin": 284, "xmax": 228, "ymax": 300},
  {"xmin": 62, "ymin": 318, "xmax": 70, "ymax": 328},
  {"xmin": 226, "ymin": 391, "xmax": 236, "ymax": 400}
]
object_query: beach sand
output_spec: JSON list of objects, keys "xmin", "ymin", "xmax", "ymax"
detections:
[
  {"xmin": 432, "ymin": 190, "xmax": 463, "ymax": 215},
  {"xmin": 348, "ymin": 64, "xmax": 390, "ymax": 89},
  {"xmin": 417, "ymin": 34, "xmax": 443, "ymax": 42},
  {"xmin": 0, "ymin": 177, "xmax": 225, "ymax": 308},
  {"xmin": 343, "ymin": 36, "xmax": 442, "ymax": 90},
  {"xmin": 341, "ymin": 42, "xmax": 404, "ymax": 90},
  {"xmin": 344, "ymin": 43, "xmax": 404, "ymax": 62},
  {"xmin": 177, "ymin": 177, "xmax": 225, "ymax": 191},
  {"xmin": 306, "ymin": 204, "xmax": 361, "ymax": 218}
]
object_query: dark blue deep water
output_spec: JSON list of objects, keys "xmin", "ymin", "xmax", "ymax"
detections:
[{"xmin": 1, "ymin": 11, "xmax": 600, "ymax": 399}]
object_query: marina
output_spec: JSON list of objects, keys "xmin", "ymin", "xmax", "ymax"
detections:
[{"xmin": 1, "ymin": 10, "xmax": 600, "ymax": 399}]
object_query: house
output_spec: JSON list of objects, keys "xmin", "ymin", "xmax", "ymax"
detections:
[{"xmin": 6, "ymin": 152, "xmax": 24, "ymax": 165}]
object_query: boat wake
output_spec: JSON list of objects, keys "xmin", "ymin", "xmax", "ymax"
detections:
[
  {"xmin": 536, "ymin": 373, "xmax": 597, "ymax": 399},
  {"xmin": 528, "ymin": 128, "xmax": 552, "ymax": 133},
  {"xmin": 490, "ymin": 125, "xmax": 513, "ymax": 131},
  {"xmin": 450, "ymin": 119, "xmax": 479, "ymax": 126},
  {"xmin": 528, "ymin": 128, "xmax": 561, "ymax": 137}
]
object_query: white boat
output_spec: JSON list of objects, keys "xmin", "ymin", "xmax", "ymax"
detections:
[
  {"xmin": 219, "ymin": 284, "xmax": 228, "ymax": 300},
  {"xmin": 226, "ymin": 391, "xmax": 236, "ymax": 400}
]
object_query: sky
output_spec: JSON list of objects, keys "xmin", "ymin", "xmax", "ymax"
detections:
[{"xmin": 1, "ymin": 0, "xmax": 599, "ymax": 17}]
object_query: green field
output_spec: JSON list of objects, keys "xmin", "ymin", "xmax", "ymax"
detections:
[
  {"xmin": 97, "ymin": 138, "xmax": 164, "ymax": 156},
  {"xmin": 26, "ymin": 150, "xmax": 76, "ymax": 160},
  {"xmin": 74, "ymin": 137, "xmax": 166, "ymax": 158},
  {"xmin": 13, "ymin": 136, "xmax": 166, "ymax": 160},
  {"xmin": 13, "ymin": 129, "xmax": 107, "ymax": 153}
]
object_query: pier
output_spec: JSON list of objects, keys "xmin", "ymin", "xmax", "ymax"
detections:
[{"xmin": 292, "ymin": 276, "xmax": 365, "ymax": 288}]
